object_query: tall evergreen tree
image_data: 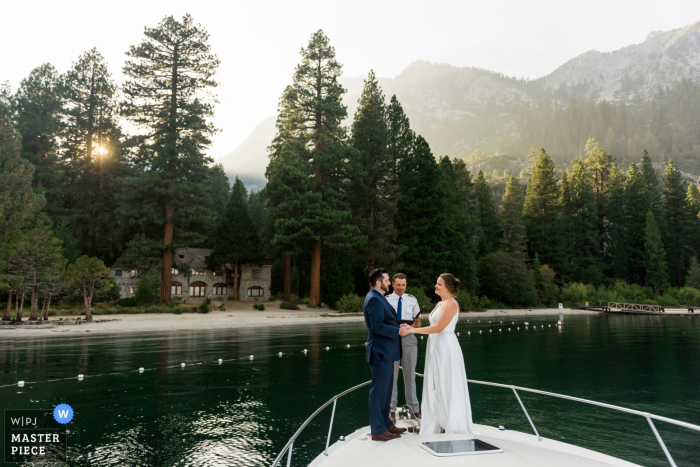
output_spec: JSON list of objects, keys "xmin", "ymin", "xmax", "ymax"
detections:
[
  {"xmin": 584, "ymin": 138, "xmax": 614, "ymax": 256},
  {"xmin": 531, "ymin": 253, "xmax": 547, "ymax": 303},
  {"xmin": 208, "ymin": 177, "xmax": 261, "ymax": 299},
  {"xmin": 685, "ymin": 185, "xmax": 700, "ymax": 258},
  {"xmin": 439, "ymin": 157, "xmax": 478, "ymax": 294},
  {"xmin": 350, "ymin": 71, "xmax": 401, "ymax": 271},
  {"xmin": 474, "ymin": 170, "xmax": 502, "ymax": 258},
  {"xmin": 523, "ymin": 148, "xmax": 559, "ymax": 267},
  {"xmin": 624, "ymin": 163, "xmax": 651, "ymax": 284},
  {"xmin": 62, "ymin": 48, "xmax": 126, "ymax": 262},
  {"xmin": 121, "ymin": 15, "xmax": 219, "ymax": 303},
  {"xmin": 641, "ymin": 150, "xmax": 664, "ymax": 225},
  {"xmin": 396, "ymin": 136, "xmax": 446, "ymax": 285},
  {"xmin": 386, "ymin": 95, "xmax": 414, "ymax": 182},
  {"xmin": 662, "ymin": 161, "xmax": 688, "ymax": 286},
  {"xmin": 207, "ymin": 163, "xmax": 231, "ymax": 244},
  {"xmin": 559, "ymin": 157, "xmax": 601, "ymax": 282},
  {"xmin": 644, "ymin": 210, "xmax": 668, "ymax": 293},
  {"xmin": 11, "ymin": 63, "xmax": 64, "ymax": 218},
  {"xmin": 247, "ymin": 190, "xmax": 266, "ymax": 234},
  {"xmin": 605, "ymin": 164, "xmax": 628, "ymax": 278},
  {"xmin": 686, "ymin": 257, "xmax": 700, "ymax": 290},
  {"xmin": 269, "ymin": 30, "xmax": 361, "ymax": 307},
  {"xmin": 499, "ymin": 176, "xmax": 527, "ymax": 262}
]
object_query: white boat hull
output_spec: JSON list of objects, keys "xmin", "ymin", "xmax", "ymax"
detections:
[{"xmin": 308, "ymin": 422, "xmax": 641, "ymax": 467}]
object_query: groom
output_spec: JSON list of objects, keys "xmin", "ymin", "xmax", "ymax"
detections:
[{"xmin": 364, "ymin": 268, "xmax": 410, "ymax": 441}]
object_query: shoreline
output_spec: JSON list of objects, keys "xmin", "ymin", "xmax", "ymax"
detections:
[{"xmin": 0, "ymin": 302, "xmax": 598, "ymax": 338}]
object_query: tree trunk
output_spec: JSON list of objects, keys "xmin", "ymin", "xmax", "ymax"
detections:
[
  {"xmin": 309, "ymin": 241, "xmax": 321, "ymax": 307},
  {"xmin": 16, "ymin": 291, "xmax": 25, "ymax": 323},
  {"xmin": 233, "ymin": 261, "xmax": 239, "ymax": 300},
  {"xmin": 282, "ymin": 253, "xmax": 291, "ymax": 302},
  {"xmin": 161, "ymin": 44, "xmax": 179, "ymax": 305},
  {"xmin": 29, "ymin": 282, "xmax": 39, "ymax": 321},
  {"xmin": 298, "ymin": 254, "xmax": 304, "ymax": 298},
  {"xmin": 42, "ymin": 294, "xmax": 51, "ymax": 321},
  {"xmin": 3, "ymin": 287, "xmax": 11, "ymax": 320},
  {"xmin": 84, "ymin": 286, "xmax": 93, "ymax": 321}
]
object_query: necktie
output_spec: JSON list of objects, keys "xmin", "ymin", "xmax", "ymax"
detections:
[{"xmin": 397, "ymin": 296, "xmax": 402, "ymax": 319}]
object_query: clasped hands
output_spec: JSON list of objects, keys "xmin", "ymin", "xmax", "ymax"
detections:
[{"xmin": 399, "ymin": 323, "xmax": 414, "ymax": 336}]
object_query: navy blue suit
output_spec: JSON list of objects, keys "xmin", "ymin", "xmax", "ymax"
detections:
[{"xmin": 364, "ymin": 288, "xmax": 402, "ymax": 435}]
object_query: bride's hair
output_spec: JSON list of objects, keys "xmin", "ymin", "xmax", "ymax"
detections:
[{"xmin": 440, "ymin": 273, "xmax": 460, "ymax": 294}]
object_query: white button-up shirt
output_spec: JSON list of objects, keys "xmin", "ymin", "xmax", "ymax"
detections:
[{"xmin": 385, "ymin": 292, "xmax": 421, "ymax": 322}]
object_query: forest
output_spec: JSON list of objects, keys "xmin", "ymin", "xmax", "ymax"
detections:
[{"xmin": 3, "ymin": 17, "xmax": 700, "ymax": 322}]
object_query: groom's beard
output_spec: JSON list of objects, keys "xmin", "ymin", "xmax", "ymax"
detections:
[{"xmin": 380, "ymin": 283, "xmax": 389, "ymax": 294}]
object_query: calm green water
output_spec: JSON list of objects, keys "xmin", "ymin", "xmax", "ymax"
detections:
[{"xmin": 1, "ymin": 314, "xmax": 699, "ymax": 467}]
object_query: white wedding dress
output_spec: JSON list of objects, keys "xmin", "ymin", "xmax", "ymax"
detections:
[{"xmin": 420, "ymin": 300, "xmax": 474, "ymax": 435}]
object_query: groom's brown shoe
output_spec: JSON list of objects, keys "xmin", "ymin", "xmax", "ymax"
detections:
[
  {"xmin": 371, "ymin": 430, "xmax": 400, "ymax": 441},
  {"xmin": 387, "ymin": 425, "xmax": 407, "ymax": 434}
]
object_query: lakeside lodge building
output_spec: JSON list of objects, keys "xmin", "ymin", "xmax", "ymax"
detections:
[{"xmin": 111, "ymin": 248, "xmax": 271, "ymax": 301}]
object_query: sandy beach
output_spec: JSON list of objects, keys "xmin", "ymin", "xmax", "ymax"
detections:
[{"xmin": 0, "ymin": 300, "xmax": 598, "ymax": 338}]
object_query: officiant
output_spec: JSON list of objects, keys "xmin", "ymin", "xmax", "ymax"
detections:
[{"xmin": 385, "ymin": 273, "xmax": 421, "ymax": 423}]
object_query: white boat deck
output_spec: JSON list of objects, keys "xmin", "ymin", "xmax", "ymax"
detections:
[{"xmin": 309, "ymin": 421, "xmax": 641, "ymax": 467}]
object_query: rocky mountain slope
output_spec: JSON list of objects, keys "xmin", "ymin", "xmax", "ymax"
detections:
[{"xmin": 539, "ymin": 20, "xmax": 700, "ymax": 100}]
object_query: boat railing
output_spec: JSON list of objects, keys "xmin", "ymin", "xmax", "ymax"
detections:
[{"xmin": 271, "ymin": 372, "xmax": 700, "ymax": 467}]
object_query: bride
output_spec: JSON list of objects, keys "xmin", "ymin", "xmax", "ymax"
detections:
[{"xmin": 405, "ymin": 273, "xmax": 474, "ymax": 435}]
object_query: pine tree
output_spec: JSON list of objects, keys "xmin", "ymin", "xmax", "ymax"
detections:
[
  {"xmin": 644, "ymin": 210, "xmax": 668, "ymax": 293},
  {"xmin": 350, "ymin": 71, "xmax": 401, "ymax": 271},
  {"xmin": 685, "ymin": 185, "xmax": 700, "ymax": 258},
  {"xmin": 624, "ymin": 163, "xmax": 651, "ymax": 284},
  {"xmin": 559, "ymin": 157, "xmax": 601, "ymax": 283},
  {"xmin": 606, "ymin": 164, "xmax": 628, "ymax": 279},
  {"xmin": 662, "ymin": 160, "xmax": 688, "ymax": 286},
  {"xmin": 523, "ymin": 148, "xmax": 559, "ymax": 267},
  {"xmin": 62, "ymin": 48, "xmax": 126, "ymax": 262},
  {"xmin": 386, "ymin": 95, "xmax": 414, "ymax": 182},
  {"xmin": 268, "ymin": 30, "xmax": 360, "ymax": 307},
  {"xmin": 439, "ymin": 157, "xmax": 478, "ymax": 294},
  {"xmin": 121, "ymin": 15, "xmax": 219, "ymax": 303},
  {"xmin": 11, "ymin": 64, "xmax": 64, "ymax": 218},
  {"xmin": 686, "ymin": 257, "xmax": 700, "ymax": 290},
  {"xmin": 0, "ymin": 105, "xmax": 46, "ymax": 321},
  {"xmin": 208, "ymin": 178, "xmax": 261, "ymax": 299},
  {"xmin": 499, "ymin": 176, "xmax": 527, "ymax": 261},
  {"xmin": 207, "ymin": 164, "xmax": 231, "ymax": 244},
  {"xmin": 396, "ymin": 135, "xmax": 446, "ymax": 286},
  {"xmin": 247, "ymin": 190, "xmax": 266, "ymax": 234},
  {"xmin": 584, "ymin": 138, "xmax": 614, "ymax": 256},
  {"xmin": 474, "ymin": 170, "xmax": 502, "ymax": 258},
  {"xmin": 531, "ymin": 253, "xmax": 547, "ymax": 303},
  {"xmin": 641, "ymin": 150, "xmax": 664, "ymax": 225}
]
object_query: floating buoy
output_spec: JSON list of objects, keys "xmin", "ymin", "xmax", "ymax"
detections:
[
  {"xmin": 457, "ymin": 332, "xmax": 460, "ymax": 336},
  {"xmin": 139, "ymin": 368, "xmax": 144, "ymax": 373},
  {"xmin": 78, "ymin": 374, "xmax": 84, "ymax": 381},
  {"xmin": 420, "ymin": 336, "xmax": 424, "ymax": 340},
  {"xmin": 517, "ymin": 327, "xmax": 519, "ymax": 330},
  {"xmin": 499, "ymin": 329, "xmax": 502, "ymax": 332},
  {"xmin": 18, "ymin": 381, "xmax": 24, "ymax": 387},
  {"xmin": 346, "ymin": 344, "xmax": 350, "ymax": 348},
  {"xmin": 500, "ymin": 321, "xmax": 503, "ymax": 324},
  {"xmin": 468, "ymin": 331, "xmax": 471, "ymax": 335},
  {"xmin": 218, "ymin": 359, "xmax": 222, "ymax": 364},
  {"xmin": 249, "ymin": 355, "xmax": 254, "ymax": 360},
  {"xmin": 557, "ymin": 320, "xmax": 562, "ymax": 326},
  {"xmin": 278, "ymin": 352, "xmax": 283, "ymax": 357},
  {"xmin": 508, "ymin": 328, "xmax": 511, "ymax": 331},
  {"xmin": 488, "ymin": 321, "xmax": 491, "ymax": 323},
  {"xmin": 326, "ymin": 347, "xmax": 330, "ymax": 350},
  {"xmin": 512, "ymin": 322, "xmax": 514, "ymax": 325},
  {"xmin": 490, "ymin": 329, "xmax": 492, "ymax": 333},
  {"xmin": 479, "ymin": 330, "xmax": 482, "ymax": 334},
  {"xmin": 478, "ymin": 320, "xmax": 480, "ymax": 323},
  {"xmin": 548, "ymin": 324, "xmax": 551, "ymax": 328},
  {"xmin": 524, "ymin": 322, "xmax": 529, "ymax": 325}
]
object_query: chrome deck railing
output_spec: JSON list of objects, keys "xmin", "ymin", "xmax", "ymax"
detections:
[{"xmin": 271, "ymin": 372, "xmax": 700, "ymax": 467}]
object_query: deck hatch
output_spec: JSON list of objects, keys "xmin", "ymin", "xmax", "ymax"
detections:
[{"xmin": 420, "ymin": 439, "xmax": 503, "ymax": 457}]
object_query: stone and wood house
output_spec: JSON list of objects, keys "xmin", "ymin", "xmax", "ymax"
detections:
[{"xmin": 111, "ymin": 248, "xmax": 271, "ymax": 301}]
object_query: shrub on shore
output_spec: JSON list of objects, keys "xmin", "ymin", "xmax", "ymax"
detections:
[
  {"xmin": 280, "ymin": 300, "xmax": 299, "ymax": 310},
  {"xmin": 336, "ymin": 294, "xmax": 363, "ymax": 313},
  {"xmin": 253, "ymin": 303, "xmax": 265, "ymax": 311}
]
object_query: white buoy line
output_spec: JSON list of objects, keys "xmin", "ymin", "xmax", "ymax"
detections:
[{"xmin": 3, "ymin": 341, "xmax": 383, "ymax": 389}]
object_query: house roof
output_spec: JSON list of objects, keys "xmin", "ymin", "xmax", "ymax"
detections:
[{"xmin": 112, "ymin": 248, "xmax": 270, "ymax": 270}]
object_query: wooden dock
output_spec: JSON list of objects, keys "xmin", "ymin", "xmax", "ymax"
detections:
[{"xmin": 581, "ymin": 301, "xmax": 698, "ymax": 316}]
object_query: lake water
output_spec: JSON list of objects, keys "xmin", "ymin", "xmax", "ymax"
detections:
[{"xmin": 1, "ymin": 314, "xmax": 699, "ymax": 467}]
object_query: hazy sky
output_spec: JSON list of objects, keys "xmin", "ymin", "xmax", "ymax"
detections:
[{"xmin": 3, "ymin": 0, "xmax": 700, "ymax": 160}]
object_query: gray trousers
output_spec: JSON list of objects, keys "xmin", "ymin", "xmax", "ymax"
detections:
[{"xmin": 391, "ymin": 334, "xmax": 419, "ymax": 413}]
